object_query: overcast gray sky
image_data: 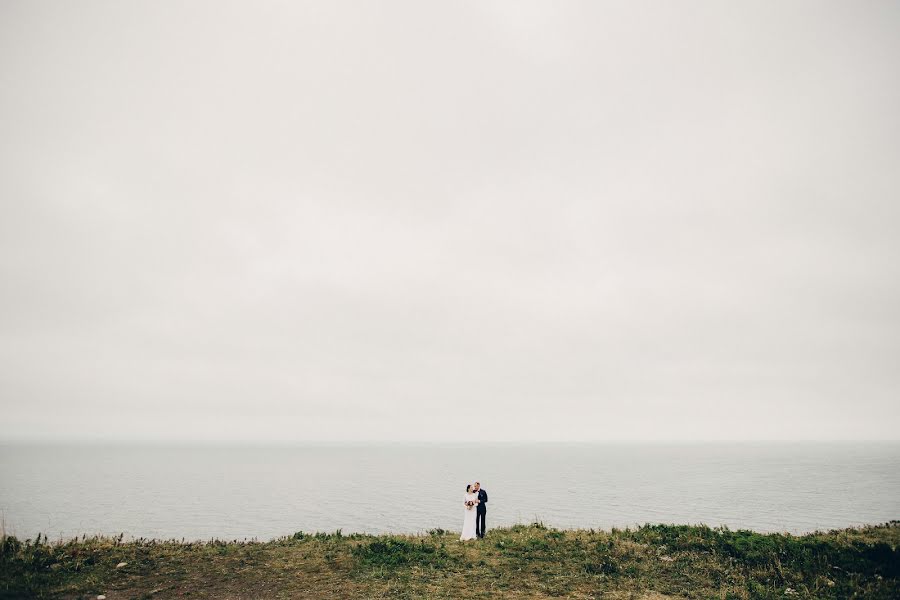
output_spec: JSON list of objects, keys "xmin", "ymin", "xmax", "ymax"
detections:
[{"xmin": 1, "ymin": 1, "xmax": 898, "ymax": 442}]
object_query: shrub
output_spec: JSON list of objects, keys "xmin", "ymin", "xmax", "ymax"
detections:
[{"xmin": 352, "ymin": 538, "xmax": 448, "ymax": 569}]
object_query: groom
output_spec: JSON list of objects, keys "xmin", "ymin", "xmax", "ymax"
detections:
[{"xmin": 473, "ymin": 481, "xmax": 488, "ymax": 538}]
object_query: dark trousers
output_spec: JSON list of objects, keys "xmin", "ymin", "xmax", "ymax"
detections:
[{"xmin": 476, "ymin": 509, "xmax": 486, "ymax": 537}]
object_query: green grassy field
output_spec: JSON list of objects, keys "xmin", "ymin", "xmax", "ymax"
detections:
[{"xmin": 1, "ymin": 522, "xmax": 897, "ymax": 599}]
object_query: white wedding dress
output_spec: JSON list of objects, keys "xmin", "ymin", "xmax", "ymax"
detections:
[{"xmin": 460, "ymin": 492, "xmax": 478, "ymax": 541}]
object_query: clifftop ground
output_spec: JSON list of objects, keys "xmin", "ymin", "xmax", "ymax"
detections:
[{"xmin": 2, "ymin": 522, "xmax": 898, "ymax": 599}]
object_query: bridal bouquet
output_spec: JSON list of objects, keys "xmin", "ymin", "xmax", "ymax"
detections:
[{"xmin": 465, "ymin": 500, "xmax": 476, "ymax": 511}]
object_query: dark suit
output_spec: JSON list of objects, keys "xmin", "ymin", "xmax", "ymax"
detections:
[{"xmin": 475, "ymin": 488, "xmax": 488, "ymax": 538}]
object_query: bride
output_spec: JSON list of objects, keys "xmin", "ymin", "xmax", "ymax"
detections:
[{"xmin": 460, "ymin": 483, "xmax": 479, "ymax": 541}]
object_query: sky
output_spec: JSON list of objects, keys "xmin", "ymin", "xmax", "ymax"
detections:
[{"xmin": 1, "ymin": 1, "xmax": 898, "ymax": 443}]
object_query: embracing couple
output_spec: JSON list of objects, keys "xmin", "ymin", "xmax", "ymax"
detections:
[{"xmin": 460, "ymin": 481, "xmax": 488, "ymax": 541}]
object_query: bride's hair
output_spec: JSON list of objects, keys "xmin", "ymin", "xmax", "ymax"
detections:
[{"xmin": 466, "ymin": 484, "xmax": 471, "ymax": 492}]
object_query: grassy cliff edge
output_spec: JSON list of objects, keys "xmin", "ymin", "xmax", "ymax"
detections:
[{"xmin": 1, "ymin": 522, "xmax": 897, "ymax": 599}]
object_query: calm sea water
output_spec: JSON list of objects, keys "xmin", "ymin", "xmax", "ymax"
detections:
[{"xmin": 0, "ymin": 443, "xmax": 897, "ymax": 541}]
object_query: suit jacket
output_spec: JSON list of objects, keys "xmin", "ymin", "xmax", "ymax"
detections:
[{"xmin": 477, "ymin": 488, "xmax": 488, "ymax": 512}]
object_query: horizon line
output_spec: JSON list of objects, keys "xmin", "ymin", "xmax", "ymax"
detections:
[{"xmin": 1, "ymin": 438, "xmax": 898, "ymax": 445}]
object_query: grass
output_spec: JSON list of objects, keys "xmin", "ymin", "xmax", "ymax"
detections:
[{"xmin": 0, "ymin": 522, "xmax": 897, "ymax": 599}]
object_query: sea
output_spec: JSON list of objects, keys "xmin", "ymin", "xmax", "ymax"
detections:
[{"xmin": 0, "ymin": 442, "xmax": 897, "ymax": 541}]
